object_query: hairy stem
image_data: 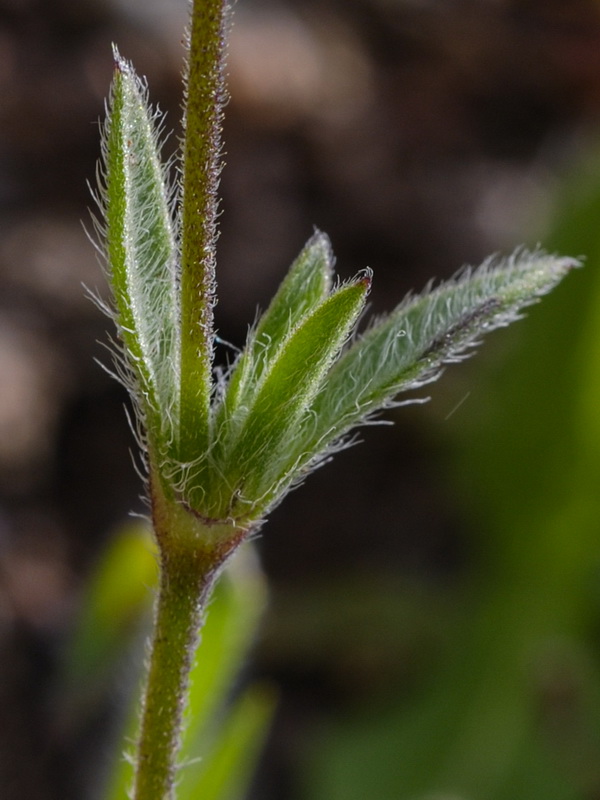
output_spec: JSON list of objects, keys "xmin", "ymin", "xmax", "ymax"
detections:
[
  {"xmin": 132, "ymin": 546, "xmax": 214, "ymax": 800},
  {"xmin": 178, "ymin": 0, "xmax": 230, "ymax": 463},
  {"xmin": 132, "ymin": 477, "xmax": 246, "ymax": 800}
]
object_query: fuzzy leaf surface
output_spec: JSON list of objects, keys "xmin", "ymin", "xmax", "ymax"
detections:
[
  {"xmin": 291, "ymin": 250, "xmax": 579, "ymax": 472},
  {"xmin": 203, "ymin": 276, "xmax": 371, "ymax": 517},
  {"xmin": 214, "ymin": 231, "xmax": 334, "ymax": 448},
  {"xmin": 100, "ymin": 51, "xmax": 178, "ymax": 449}
]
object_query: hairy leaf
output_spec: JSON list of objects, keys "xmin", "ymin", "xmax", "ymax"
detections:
[
  {"xmin": 201, "ymin": 275, "xmax": 371, "ymax": 517},
  {"xmin": 214, "ymin": 231, "xmax": 334, "ymax": 450},
  {"xmin": 99, "ymin": 50, "xmax": 178, "ymax": 451},
  {"xmin": 290, "ymin": 250, "xmax": 579, "ymax": 476}
]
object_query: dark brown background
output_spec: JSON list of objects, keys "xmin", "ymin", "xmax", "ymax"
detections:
[{"xmin": 1, "ymin": 1, "xmax": 600, "ymax": 798}]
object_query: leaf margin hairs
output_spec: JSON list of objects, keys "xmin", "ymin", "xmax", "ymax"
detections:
[
  {"xmin": 94, "ymin": 47, "xmax": 180, "ymax": 457},
  {"xmin": 197, "ymin": 273, "xmax": 372, "ymax": 518},
  {"xmin": 213, "ymin": 231, "xmax": 335, "ymax": 453},
  {"xmin": 276, "ymin": 248, "xmax": 581, "ymax": 489}
]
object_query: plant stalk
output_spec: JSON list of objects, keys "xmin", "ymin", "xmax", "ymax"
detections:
[
  {"xmin": 132, "ymin": 475, "xmax": 248, "ymax": 800},
  {"xmin": 132, "ymin": 544, "xmax": 216, "ymax": 800},
  {"xmin": 179, "ymin": 0, "xmax": 230, "ymax": 463}
]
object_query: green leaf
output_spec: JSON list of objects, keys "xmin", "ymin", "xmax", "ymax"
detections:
[
  {"xmin": 57, "ymin": 523, "xmax": 156, "ymax": 739},
  {"xmin": 204, "ymin": 275, "xmax": 371, "ymax": 517},
  {"xmin": 293, "ymin": 249, "xmax": 579, "ymax": 469},
  {"xmin": 99, "ymin": 49, "xmax": 179, "ymax": 451},
  {"xmin": 180, "ymin": 547, "xmax": 268, "ymax": 757},
  {"xmin": 213, "ymin": 231, "xmax": 334, "ymax": 454},
  {"xmin": 178, "ymin": 686, "xmax": 276, "ymax": 800},
  {"xmin": 249, "ymin": 231, "xmax": 334, "ymax": 377}
]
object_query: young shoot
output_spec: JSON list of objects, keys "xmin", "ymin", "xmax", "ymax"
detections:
[{"xmin": 92, "ymin": 1, "xmax": 579, "ymax": 798}]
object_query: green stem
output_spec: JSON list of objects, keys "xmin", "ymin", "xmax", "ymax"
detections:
[
  {"xmin": 132, "ymin": 545, "xmax": 216, "ymax": 800},
  {"xmin": 132, "ymin": 477, "xmax": 248, "ymax": 800},
  {"xmin": 178, "ymin": 0, "xmax": 230, "ymax": 463}
]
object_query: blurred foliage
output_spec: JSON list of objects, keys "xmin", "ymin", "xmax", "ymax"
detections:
[
  {"xmin": 57, "ymin": 524, "xmax": 274, "ymax": 800},
  {"xmin": 300, "ymin": 144, "xmax": 600, "ymax": 799}
]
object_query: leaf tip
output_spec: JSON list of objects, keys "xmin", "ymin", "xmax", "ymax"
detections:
[
  {"xmin": 560, "ymin": 255, "xmax": 584, "ymax": 272},
  {"xmin": 356, "ymin": 267, "xmax": 373, "ymax": 292},
  {"xmin": 111, "ymin": 43, "xmax": 122, "ymax": 67},
  {"xmin": 111, "ymin": 44, "xmax": 131, "ymax": 77}
]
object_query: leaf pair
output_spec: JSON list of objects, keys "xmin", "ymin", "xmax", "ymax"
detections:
[
  {"xmin": 98, "ymin": 51, "xmax": 579, "ymax": 530},
  {"xmin": 205, "ymin": 234, "xmax": 370, "ymax": 517},
  {"xmin": 97, "ymin": 53, "xmax": 368, "ymax": 521},
  {"xmin": 225, "ymin": 246, "xmax": 578, "ymax": 518}
]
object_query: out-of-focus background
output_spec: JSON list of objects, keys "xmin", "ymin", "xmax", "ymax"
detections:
[{"xmin": 2, "ymin": 0, "xmax": 600, "ymax": 798}]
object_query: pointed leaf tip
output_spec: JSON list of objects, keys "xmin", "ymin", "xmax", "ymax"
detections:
[
  {"xmin": 277, "ymin": 247, "xmax": 580, "ymax": 491},
  {"xmin": 213, "ymin": 230, "xmax": 341, "ymax": 456},
  {"xmin": 111, "ymin": 44, "xmax": 128, "ymax": 74}
]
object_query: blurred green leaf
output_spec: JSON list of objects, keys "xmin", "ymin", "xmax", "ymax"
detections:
[
  {"xmin": 59, "ymin": 524, "xmax": 271, "ymax": 800},
  {"xmin": 101, "ymin": 542, "xmax": 270, "ymax": 800},
  {"xmin": 180, "ymin": 548, "xmax": 269, "ymax": 761},
  {"xmin": 303, "ymin": 145, "xmax": 600, "ymax": 800},
  {"xmin": 59, "ymin": 523, "xmax": 156, "ymax": 729},
  {"xmin": 178, "ymin": 685, "xmax": 276, "ymax": 800}
]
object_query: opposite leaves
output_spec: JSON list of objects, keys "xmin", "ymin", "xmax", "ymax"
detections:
[
  {"xmin": 97, "ymin": 54, "xmax": 579, "ymax": 532},
  {"xmin": 224, "ymin": 248, "xmax": 579, "ymax": 517}
]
